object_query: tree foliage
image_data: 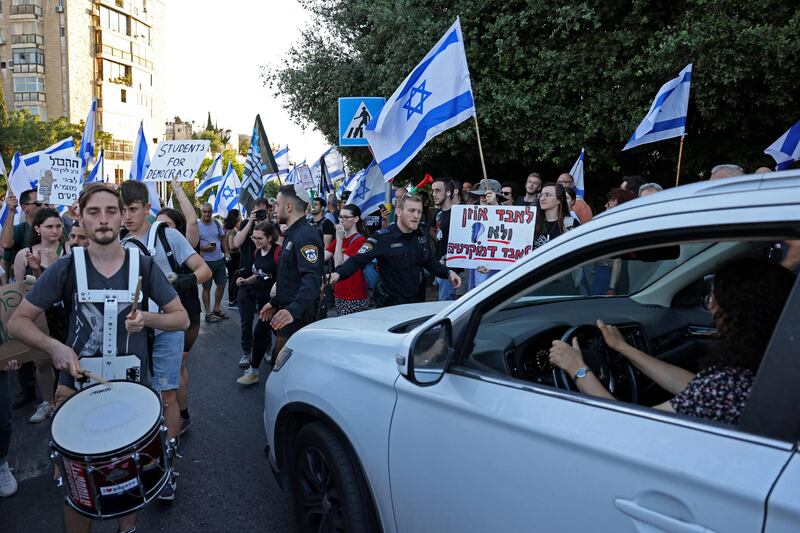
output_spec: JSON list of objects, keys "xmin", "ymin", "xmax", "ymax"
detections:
[
  {"xmin": 193, "ymin": 129, "xmax": 224, "ymax": 154},
  {"xmin": 264, "ymin": 0, "xmax": 799, "ymax": 199}
]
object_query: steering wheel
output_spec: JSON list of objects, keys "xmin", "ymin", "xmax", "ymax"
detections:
[{"xmin": 556, "ymin": 324, "xmax": 639, "ymax": 403}]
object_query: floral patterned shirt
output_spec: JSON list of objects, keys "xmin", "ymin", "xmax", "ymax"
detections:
[{"xmin": 670, "ymin": 366, "xmax": 755, "ymax": 425}]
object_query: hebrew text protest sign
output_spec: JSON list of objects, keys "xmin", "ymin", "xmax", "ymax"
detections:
[
  {"xmin": 37, "ymin": 155, "xmax": 82, "ymax": 206},
  {"xmin": 446, "ymin": 205, "xmax": 537, "ymax": 270}
]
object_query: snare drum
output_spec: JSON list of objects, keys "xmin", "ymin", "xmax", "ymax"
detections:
[{"xmin": 50, "ymin": 381, "xmax": 173, "ymax": 519}]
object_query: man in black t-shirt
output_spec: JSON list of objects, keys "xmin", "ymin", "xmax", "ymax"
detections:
[
  {"xmin": 431, "ymin": 177, "xmax": 457, "ymax": 301},
  {"xmin": 309, "ymin": 196, "xmax": 335, "ymax": 247}
]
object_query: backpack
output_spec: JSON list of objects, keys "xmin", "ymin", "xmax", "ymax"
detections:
[
  {"xmin": 120, "ymin": 221, "xmax": 180, "ymax": 272},
  {"xmin": 353, "ymin": 233, "xmax": 379, "ymax": 291}
]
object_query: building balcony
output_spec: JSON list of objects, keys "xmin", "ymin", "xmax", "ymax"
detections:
[
  {"xmin": 11, "ymin": 34, "xmax": 44, "ymax": 46},
  {"xmin": 12, "ymin": 63, "xmax": 45, "ymax": 74},
  {"xmin": 9, "ymin": 5, "xmax": 43, "ymax": 19},
  {"xmin": 14, "ymin": 92, "xmax": 46, "ymax": 103},
  {"xmin": 97, "ymin": 0, "xmax": 152, "ymax": 24}
]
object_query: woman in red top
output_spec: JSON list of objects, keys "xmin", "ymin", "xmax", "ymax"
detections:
[{"xmin": 325, "ymin": 204, "xmax": 369, "ymax": 316}]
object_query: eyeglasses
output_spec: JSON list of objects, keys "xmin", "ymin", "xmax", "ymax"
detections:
[
  {"xmin": 339, "ymin": 215, "xmax": 355, "ymax": 220},
  {"xmin": 23, "ymin": 202, "xmax": 43, "ymax": 207},
  {"xmin": 539, "ymin": 192, "xmax": 556, "ymax": 199}
]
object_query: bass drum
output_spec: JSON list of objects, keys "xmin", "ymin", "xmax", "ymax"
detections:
[{"xmin": 50, "ymin": 381, "xmax": 172, "ymax": 519}]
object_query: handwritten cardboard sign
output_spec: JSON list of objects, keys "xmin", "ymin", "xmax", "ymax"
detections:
[
  {"xmin": 37, "ymin": 154, "xmax": 82, "ymax": 206},
  {"xmin": 144, "ymin": 140, "xmax": 210, "ymax": 182},
  {"xmin": 446, "ymin": 205, "xmax": 537, "ymax": 270},
  {"xmin": 0, "ymin": 280, "xmax": 51, "ymax": 367}
]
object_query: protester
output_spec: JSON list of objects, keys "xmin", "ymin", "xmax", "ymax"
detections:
[
  {"xmin": 467, "ymin": 181, "xmax": 505, "ymax": 290},
  {"xmin": 198, "ymin": 203, "xmax": 228, "ymax": 322},
  {"xmin": 638, "ymin": 183, "xmax": 663, "ymax": 197},
  {"xmin": 8, "ymin": 182, "xmax": 189, "ymax": 533},
  {"xmin": 169, "ymin": 178, "xmax": 200, "ymax": 247},
  {"xmin": 563, "ymin": 187, "xmax": 580, "ymax": 221},
  {"xmin": 754, "ymin": 166, "xmax": 773, "ymax": 174},
  {"xmin": 710, "ymin": 164, "xmax": 744, "ymax": 180},
  {"xmin": 534, "ymin": 183, "xmax": 579, "ymax": 249},
  {"xmin": 325, "ymin": 204, "xmax": 369, "ymax": 314},
  {"xmin": 326, "ymin": 194, "xmax": 340, "ymax": 224},
  {"xmin": 237, "ymin": 222, "xmax": 281, "ymax": 385},
  {"xmin": 60, "ymin": 201, "xmax": 79, "ymax": 235},
  {"xmin": 605, "ymin": 187, "xmax": 637, "ymax": 210},
  {"xmin": 557, "ymin": 173, "xmax": 593, "ymax": 223},
  {"xmin": 259, "ymin": 185, "xmax": 324, "ymax": 357},
  {"xmin": 501, "ymin": 182, "xmax": 518, "ymax": 206},
  {"xmin": 155, "ymin": 207, "xmax": 206, "ymax": 435},
  {"xmin": 0, "ymin": 360, "xmax": 18, "ymax": 497},
  {"xmin": 431, "ymin": 178, "xmax": 458, "ymax": 301},
  {"xmin": 68, "ymin": 222, "xmax": 89, "ymax": 249},
  {"xmin": 450, "ymin": 179, "xmax": 462, "ymax": 205},
  {"xmin": 621, "ymin": 175, "xmax": 646, "ymax": 194},
  {"xmin": 549, "ymin": 259, "xmax": 795, "ymax": 425},
  {"xmin": 232, "ymin": 198, "xmax": 269, "ymax": 367},
  {"xmin": 224, "ymin": 209, "xmax": 242, "ymax": 309},
  {"xmin": 515, "ymin": 172, "xmax": 542, "ymax": 206},
  {"xmin": 461, "ymin": 181, "xmax": 474, "ymax": 203},
  {"xmin": 330, "ymin": 193, "xmax": 461, "ymax": 306},
  {"xmin": 13, "ymin": 207, "xmax": 67, "ymax": 424},
  {"xmin": 309, "ymin": 196, "xmax": 335, "ymax": 247}
]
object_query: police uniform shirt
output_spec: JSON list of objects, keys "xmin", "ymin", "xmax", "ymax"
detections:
[
  {"xmin": 336, "ymin": 223, "xmax": 451, "ymax": 303},
  {"xmin": 269, "ymin": 217, "xmax": 324, "ymax": 320}
]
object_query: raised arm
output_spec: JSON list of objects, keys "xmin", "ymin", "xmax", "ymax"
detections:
[
  {"xmin": 234, "ymin": 214, "xmax": 255, "ymax": 248},
  {"xmin": 1, "ymin": 192, "xmax": 18, "ymax": 250},
  {"xmin": 171, "ymin": 179, "xmax": 199, "ymax": 247}
]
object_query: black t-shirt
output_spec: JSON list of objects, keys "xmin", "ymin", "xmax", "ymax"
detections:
[
  {"xmin": 363, "ymin": 213, "xmax": 382, "ymax": 235},
  {"xmin": 434, "ymin": 208, "xmax": 452, "ymax": 261},
  {"xmin": 238, "ymin": 219, "xmax": 257, "ymax": 271},
  {"xmin": 251, "ymin": 245, "xmax": 278, "ymax": 301},
  {"xmin": 309, "ymin": 216, "xmax": 335, "ymax": 239},
  {"xmin": 534, "ymin": 217, "xmax": 580, "ymax": 248}
]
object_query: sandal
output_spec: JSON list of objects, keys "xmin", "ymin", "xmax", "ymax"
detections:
[
  {"xmin": 205, "ymin": 314, "xmax": 220, "ymax": 323},
  {"xmin": 213, "ymin": 311, "xmax": 230, "ymax": 320}
]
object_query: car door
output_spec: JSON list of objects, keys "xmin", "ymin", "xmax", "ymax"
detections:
[{"xmin": 388, "ymin": 234, "xmax": 798, "ymax": 532}]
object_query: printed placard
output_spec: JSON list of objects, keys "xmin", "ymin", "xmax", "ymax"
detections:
[
  {"xmin": 446, "ymin": 205, "xmax": 537, "ymax": 270},
  {"xmin": 144, "ymin": 140, "xmax": 210, "ymax": 182},
  {"xmin": 0, "ymin": 280, "xmax": 51, "ymax": 367},
  {"xmin": 37, "ymin": 154, "xmax": 82, "ymax": 206}
]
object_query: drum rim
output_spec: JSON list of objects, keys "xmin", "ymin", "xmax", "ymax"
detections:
[{"xmin": 50, "ymin": 380, "xmax": 163, "ymax": 459}]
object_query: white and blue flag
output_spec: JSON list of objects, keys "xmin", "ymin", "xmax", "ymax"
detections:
[
  {"xmin": 623, "ymin": 64, "xmax": 692, "ymax": 151},
  {"xmin": 365, "ymin": 18, "xmax": 476, "ymax": 181},
  {"xmin": 275, "ymin": 145, "xmax": 290, "ymax": 177},
  {"xmin": 197, "ymin": 154, "xmax": 223, "ymax": 196},
  {"xmin": 78, "ymin": 98, "xmax": 97, "ymax": 170},
  {"xmin": 343, "ymin": 166, "xmax": 367, "ymax": 195},
  {"xmin": 86, "ymin": 150, "xmax": 105, "ymax": 183},
  {"xmin": 569, "ymin": 148, "xmax": 586, "ymax": 198},
  {"xmin": 130, "ymin": 122, "xmax": 161, "ymax": 215},
  {"xmin": 348, "ymin": 160, "xmax": 386, "ymax": 215},
  {"xmin": 8, "ymin": 152, "xmax": 31, "ymax": 197},
  {"xmin": 764, "ymin": 119, "xmax": 800, "ymax": 171},
  {"xmin": 214, "ymin": 163, "xmax": 242, "ymax": 218}
]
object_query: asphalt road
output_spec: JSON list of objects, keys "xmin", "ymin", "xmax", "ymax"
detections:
[{"xmin": 1, "ymin": 304, "xmax": 296, "ymax": 532}]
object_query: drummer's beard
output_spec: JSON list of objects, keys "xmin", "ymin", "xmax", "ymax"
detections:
[{"xmin": 90, "ymin": 226, "xmax": 119, "ymax": 245}]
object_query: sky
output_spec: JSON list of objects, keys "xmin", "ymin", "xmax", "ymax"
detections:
[{"xmin": 164, "ymin": 0, "xmax": 329, "ymax": 164}]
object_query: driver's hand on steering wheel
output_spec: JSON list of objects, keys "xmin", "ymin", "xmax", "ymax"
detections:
[
  {"xmin": 596, "ymin": 319, "xmax": 627, "ymax": 352},
  {"xmin": 549, "ymin": 339, "xmax": 585, "ymax": 377}
]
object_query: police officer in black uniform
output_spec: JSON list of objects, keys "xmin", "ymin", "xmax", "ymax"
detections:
[
  {"xmin": 259, "ymin": 184, "xmax": 324, "ymax": 355},
  {"xmin": 330, "ymin": 193, "xmax": 461, "ymax": 306}
]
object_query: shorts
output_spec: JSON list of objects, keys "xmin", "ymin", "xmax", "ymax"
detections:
[
  {"xmin": 151, "ymin": 330, "xmax": 184, "ymax": 392},
  {"xmin": 180, "ymin": 288, "xmax": 202, "ymax": 326},
  {"xmin": 202, "ymin": 259, "xmax": 227, "ymax": 289}
]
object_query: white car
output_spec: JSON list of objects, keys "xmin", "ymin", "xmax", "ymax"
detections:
[{"xmin": 264, "ymin": 171, "xmax": 800, "ymax": 533}]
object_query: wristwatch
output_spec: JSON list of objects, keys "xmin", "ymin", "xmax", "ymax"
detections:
[{"xmin": 574, "ymin": 367, "xmax": 592, "ymax": 380}]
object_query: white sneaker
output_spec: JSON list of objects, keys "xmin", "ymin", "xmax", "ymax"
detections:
[
  {"xmin": 236, "ymin": 368, "xmax": 259, "ymax": 386},
  {"xmin": 29, "ymin": 401, "xmax": 53, "ymax": 424},
  {"xmin": 238, "ymin": 353, "xmax": 251, "ymax": 368},
  {"xmin": 0, "ymin": 462, "xmax": 18, "ymax": 497}
]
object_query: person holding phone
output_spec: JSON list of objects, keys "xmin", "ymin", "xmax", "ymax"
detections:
[{"xmin": 198, "ymin": 203, "xmax": 228, "ymax": 323}]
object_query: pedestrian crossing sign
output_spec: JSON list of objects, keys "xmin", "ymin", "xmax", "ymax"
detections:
[{"xmin": 338, "ymin": 97, "xmax": 385, "ymax": 147}]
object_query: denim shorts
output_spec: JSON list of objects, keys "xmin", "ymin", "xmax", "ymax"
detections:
[{"xmin": 151, "ymin": 330, "xmax": 184, "ymax": 392}]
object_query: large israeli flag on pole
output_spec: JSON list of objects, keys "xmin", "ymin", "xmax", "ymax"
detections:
[
  {"xmin": 196, "ymin": 154, "xmax": 223, "ymax": 196},
  {"xmin": 78, "ymin": 98, "xmax": 97, "ymax": 170},
  {"xmin": 214, "ymin": 163, "xmax": 242, "ymax": 218},
  {"xmin": 86, "ymin": 150, "xmax": 105, "ymax": 183},
  {"xmin": 764, "ymin": 119, "xmax": 800, "ymax": 171},
  {"xmin": 365, "ymin": 18, "xmax": 476, "ymax": 181},
  {"xmin": 569, "ymin": 148, "xmax": 586, "ymax": 198},
  {"xmin": 348, "ymin": 160, "xmax": 386, "ymax": 215},
  {"xmin": 130, "ymin": 122, "xmax": 161, "ymax": 215},
  {"xmin": 623, "ymin": 64, "xmax": 692, "ymax": 151}
]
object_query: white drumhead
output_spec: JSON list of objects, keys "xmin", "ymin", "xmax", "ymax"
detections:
[{"xmin": 52, "ymin": 381, "xmax": 162, "ymax": 455}]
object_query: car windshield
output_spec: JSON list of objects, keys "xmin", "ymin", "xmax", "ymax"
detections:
[{"xmin": 508, "ymin": 242, "xmax": 714, "ymax": 307}]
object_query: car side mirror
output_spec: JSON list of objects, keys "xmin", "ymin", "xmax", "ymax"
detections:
[{"xmin": 402, "ymin": 320, "xmax": 453, "ymax": 386}]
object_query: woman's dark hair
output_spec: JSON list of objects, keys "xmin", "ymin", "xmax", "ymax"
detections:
[
  {"xmin": 253, "ymin": 221, "xmax": 277, "ymax": 243},
  {"xmin": 157, "ymin": 208, "xmax": 187, "ymax": 236},
  {"xmin": 341, "ymin": 203, "xmax": 366, "ymax": 235},
  {"xmin": 709, "ymin": 258, "xmax": 796, "ymax": 372},
  {"xmin": 30, "ymin": 207, "xmax": 62, "ymax": 247},
  {"xmin": 606, "ymin": 187, "xmax": 636, "ymax": 206},
  {"xmin": 535, "ymin": 182, "xmax": 570, "ymax": 235},
  {"xmin": 224, "ymin": 209, "xmax": 241, "ymax": 231},
  {"xmin": 564, "ymin": 187, "xmax": 576, "ymax": 202}
]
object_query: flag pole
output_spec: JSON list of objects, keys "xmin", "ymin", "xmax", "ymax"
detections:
[
  {"xmin": 675, "ymin": 134, "xmax": 686, "ymax": 187},
  {"xmin": 473, "ymin": 114, "xmax": 488, "ymax": 181}
]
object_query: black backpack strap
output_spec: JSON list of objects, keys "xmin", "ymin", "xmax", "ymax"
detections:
[{"xmin": 155, "ymin": 222, "xmax": 180, "ymax": 273}]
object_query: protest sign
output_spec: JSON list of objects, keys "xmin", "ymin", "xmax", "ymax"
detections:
[
  {"xmin": 144, "ymin": 140, "xmax": 210, "ymax": 182},
  {"xmin": 446, "ymin": 205, "xmax": 537, "ymax": 270},
  {"xmin": 37, "ymin": 154, "xmax": 82, "ymax": 206},
  {"xmin": 0, "ymin": 280, "xmax": 50, "ymax": 368}
]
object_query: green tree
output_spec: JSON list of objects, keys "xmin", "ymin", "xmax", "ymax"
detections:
[
  {"xmin": 239, "ymin": 135, "xmax": 251, "ymax": 156},
  {"xmin": 0, "ymin": 80, "xmax": 7, "ymax": 128},
  {"xmin": 193, "ymin": 129, "xmax": 223, "ymax": 154},
  {"xmin": 264, "ymin": 0, "xmax": 799, "ymax": 199},
  {"xmin": 206, "ymin": 111, "xmax": 214, "ymax": 132}
]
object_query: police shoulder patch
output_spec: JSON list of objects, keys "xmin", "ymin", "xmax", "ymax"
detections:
[
  {"xmin": 300, "ymin": 245, "xmax": 319, "ymax": 263},
  {"xmin": 358, "ymin": 242, "xmax": 374, "ymax": 254}
]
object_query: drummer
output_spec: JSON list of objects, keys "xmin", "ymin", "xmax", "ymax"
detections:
[{"xmin": 9, "ymin": 183, "xmax": 189, "ymax": 533}]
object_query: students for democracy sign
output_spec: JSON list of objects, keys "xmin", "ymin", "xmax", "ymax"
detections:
[
  {"xmin": 144, "ymin": 140, "xmax": 210, "ymax": 181},
  {"xmin": 446, "ymin": 205, "xmax": 537, "ymax": 270}
]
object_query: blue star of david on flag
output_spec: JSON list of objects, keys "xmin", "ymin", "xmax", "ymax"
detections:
[
  {"xmin": 401, "ymin": 80, "xmax": 432, "ymax": 120},
  {"xmin": 353, "ymin": 177, "xmax": 370, "ymax": 201}
]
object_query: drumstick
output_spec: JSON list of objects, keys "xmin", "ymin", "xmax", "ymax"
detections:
[
  {"xmin": 128, "ymin": 276, "xmax": 142, "ymax": 319},
  {"xmin": 79, "ymin": 369, "xmax": 112, "ymax": 386}
]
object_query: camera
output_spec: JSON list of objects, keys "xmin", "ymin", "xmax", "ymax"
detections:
[{"xmin": 255, "ymin": 209, "xmax": 267, "ymax": 221}]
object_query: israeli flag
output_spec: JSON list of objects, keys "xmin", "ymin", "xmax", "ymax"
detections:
[
  {"xmin": 623, "ymin": 64, "xmax": 692, "ymax": 151},
  {"xmin": 86, "ymin": 150, "xmax": 105, "ymax": 183},
  {"xmin": 764, "ymin": 119, "xmax": 800, "ymax": 171},
  {"xmin": 9, "ymin": 152, "xmax": 34, "ymax": 197},
  {"xmin": 130, "ymin": 122, "xmax": 161, "ymax": 215},
  {"xmin": 345, "ymin": 166, "xmax": 367, "ymax": 194},
  {"xmin": 348, "ymin": 160, "xmax": 386, "ymax": 215},
  {"xmin": 365, "ymin": 18, "xmax": 476, "ymax": 181},
  {"xmin": 214, "ymin": 163, "xmax": 242, "ymax": 218},
  {"xmin": 20, "ymin": 137, "xmax": 77, "ymax": 190},
  {"xmin": 569, "ymin": 148, "xmax": 586, "ymax": 198},
  {"xmin": 275, "ymin": 146, "xmax": 290, "ymax": 176},
  {"xmin": 78, "ymin": 98, "xmax": 97, "ymax": 170},
  {"xmin": 197, "ymin": 154, "xmax": 223, "ymax": 196},
  {"xmin": 323, "ymin": 147, "xmax": 345, "ymax": 181}
]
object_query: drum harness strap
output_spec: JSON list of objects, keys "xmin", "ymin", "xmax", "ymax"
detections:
[{"xmin": 72, "ymin": 247, "xmax": 141, "ymax": 382}]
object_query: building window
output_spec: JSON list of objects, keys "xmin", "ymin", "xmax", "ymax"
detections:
[
  {"xmin": 107, "ymin": 139, "xmax": 133, "ymax": 161},
  {"xmin": 16, "ymin": 104, "xmax": 46, "ymax": 119},
  {"xmin": 60, "ymin": 27, "xmax": 64, "ymax": 37},
  {"xmin": 13, "ymin": 47, "xmax": 44, "ymax": 66},
  {"xmin": 13, "ymin": 75, "xmax": 44, "ymax": 92},
  {"xmin": 114, "ymin": 168, "xmax": 124, "ymax": 184},
  {"xmin": 120, "ymin": 89, "xmax": 126, "ymax": 103},
  {"xmin": 99, "ymin": 6, "xmax": 129, "ymax": 36},
  {"xmin": 102, "ymin": 59, "xmax": 132, "ymax": 86}
]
